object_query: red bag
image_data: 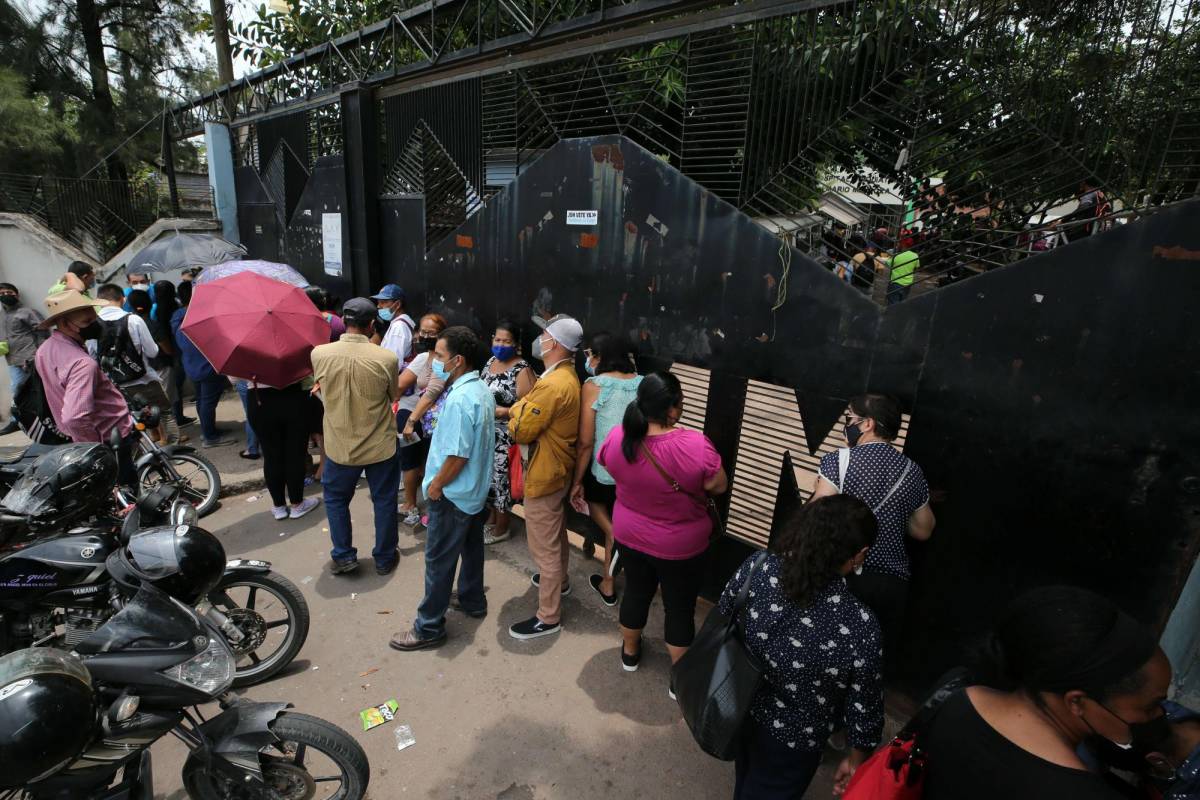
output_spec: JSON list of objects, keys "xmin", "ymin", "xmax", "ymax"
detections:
[
  {"xmin": 842, "ymin": 733, "xmax": 926, "ymax": 800},
  {"xmin": 508, "ymin": 444, "xmax": 524, "ymax": 502}
]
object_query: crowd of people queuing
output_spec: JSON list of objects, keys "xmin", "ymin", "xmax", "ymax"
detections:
[{"xmin": 3, "ymin": 259, "xmax": 1196, "ymax": 800}]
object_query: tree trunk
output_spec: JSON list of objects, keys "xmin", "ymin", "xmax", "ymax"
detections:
[
  {"xmin": 208, "ymin": 0, "xmax": 237, "ymax": 121},
  {"xmin": 75, "ymin": 0, "xmax": 127, "ymax": 181}
]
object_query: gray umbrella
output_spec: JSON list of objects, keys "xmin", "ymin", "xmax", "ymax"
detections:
[{"xmin": 125, "ymin": 232, "xmax": 246, "ymax": 274}]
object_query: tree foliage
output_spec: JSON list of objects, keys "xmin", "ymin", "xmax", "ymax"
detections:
[{"xmin": 0, "ymin": 0, "xmax": 214, "ymax": 178}]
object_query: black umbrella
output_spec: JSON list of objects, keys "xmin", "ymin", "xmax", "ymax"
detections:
[{"xmin": 125, "ymin": 232, "xmax": 246, "ymax": 274}]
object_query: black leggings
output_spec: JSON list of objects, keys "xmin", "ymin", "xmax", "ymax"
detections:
[
  {"xmin": 246, "ymin": 385, "xmax": 309, "ymax": 507},
  {"xmin": 616, "ymin": 541, "xmax": 705, "ymax": 647}
]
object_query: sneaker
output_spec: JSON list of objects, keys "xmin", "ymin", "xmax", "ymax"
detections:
[
  {"xmin": 530, "ymin": 573, "xmax": 571, "ymax": 596},
  {"xmin": 329, "ymin": 558, "xmax": 359, "ymax": 575},
  {"xmin": 508, "ymin": 616, "xmax": 561, "ymax": 640},
  {"xmin": 590, "ymin": 574, "xmax": 618, "ymax": 607},
  {"xmin": 239, "ymin": 449, "xmax": 261, "ymax": 460},
  {"xmin": 177, "ymin": 416, "xmax": 196, "ymax": 427},
  {"xmin": 271, "ymin": 505, "xmax": 288, "ymax": 521},
  {"xmin": 483, "ymin": 526, "xmax": 511, "ymax": 545},
  {"xmin": 288, "ymin": 497, "xmax": 320, "ymax": 519},
  {"xmin": 621, "ymin": 645, "xmax": 641, "ymax": 672},
  {"xmin": 0, "ymin": 420, "xmax": 20, "ymax": 436},
  {"xmin": 201, "ymin": 436, "xmax": 236, "ymax": 448},
  {"xmin": 375, "ymin": 554, "xmax": 399, "ymax": 575},
  {"xmin": 401, "ymin": 508, "xmax": 421, "ymax": 527}
]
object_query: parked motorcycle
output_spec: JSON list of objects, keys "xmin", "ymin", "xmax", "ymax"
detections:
[
  {"xmin": 0, "ymin": 447, "xmax": 310, "ymax": 688},
  {"xmin": 0, "ymin": 583, "xmax": 368, "ymax": 799},
  {"xmin": 0, "ymin": 401, "xmax": 220, "ymax": 517}
]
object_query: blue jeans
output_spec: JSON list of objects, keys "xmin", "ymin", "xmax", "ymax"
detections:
[
  {"xmin": 8, "ymin": 364, "xmax": 28, "ymax": 399},
  {"xmin": 194, "ymin": 376, "xmax": 227, "ymax": 442},
  {"xmin": 886, "ymin": 282, "xmax": 911, "ymax": 306},
  {"xmin": 414, "ymin": 496, "xmax": 486, "ymax": 639},
  {"xmin": 234, "ymin": 380, "xmax": 259, "ymax": 456},
  {"xmin": 322, "ymin": 451, "xmax": 400, "ymax": 565},
  {"xmin": 733, "ymin": 719, "xmax": 823, "ymax": 799}
]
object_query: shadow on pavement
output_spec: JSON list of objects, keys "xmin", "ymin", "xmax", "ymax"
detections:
[{"xmin": 575, "ymin": 644, "xmax": 681, "ymax": 727}]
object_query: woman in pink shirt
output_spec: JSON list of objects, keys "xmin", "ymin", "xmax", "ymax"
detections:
[{"xmin": 597, "ymin": 371, "xmax": 727, "ymax": 684}]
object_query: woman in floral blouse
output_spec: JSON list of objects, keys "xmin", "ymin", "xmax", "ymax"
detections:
[{"xmin": 719, "ymin": 494, "xmax": 884, "ymax": 799}]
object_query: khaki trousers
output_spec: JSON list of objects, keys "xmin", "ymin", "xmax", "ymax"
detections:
[{"xmin": 524, "ymin": 486, "xmax": 569, "ymax": 624}]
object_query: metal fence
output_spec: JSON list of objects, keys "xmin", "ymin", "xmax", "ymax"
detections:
[
  {"xmin": 194, "ymin": 0, "xmax": 1200, "ymax": 302},
  {"xmin": 0, "ymin": 173, "xmax": 215, "ymax": 263}
]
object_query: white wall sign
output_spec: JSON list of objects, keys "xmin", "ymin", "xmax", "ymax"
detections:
[
  {"xmin": 566, "ymin": 209, "xmax": 598, "ymax": 226},
  {"xmin": 322, "ymin": 213, "xmax": 342, "ymax": 277}
]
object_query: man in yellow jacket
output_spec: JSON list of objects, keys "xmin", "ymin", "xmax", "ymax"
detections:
[{"xmin": 507, "ymin": 314, "xmax": 582, "ymax": 639}]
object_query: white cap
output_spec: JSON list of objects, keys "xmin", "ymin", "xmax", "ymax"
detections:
[{"xmin": 535, "ymin": 314, "xmax": 583, "ymax": 352}]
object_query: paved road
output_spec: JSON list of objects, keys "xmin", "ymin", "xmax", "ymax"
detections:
[{"xmin": 148, "ymin": 484, "xmax": 842, "ymax": 799}]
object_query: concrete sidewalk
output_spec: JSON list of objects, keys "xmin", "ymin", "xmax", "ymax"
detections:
[{"xmin": 147, "ymin": 485, "xmax": 845, "ymax": 800}]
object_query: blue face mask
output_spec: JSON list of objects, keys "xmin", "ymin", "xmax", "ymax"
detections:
[
  {"xmin": 431, "ymin": 357, "xmax": 453, "ymax": 381},
  {"xmin": 492, "ymin": 345, "xmax": 516, "ymax": 361},
  {"xmin": 585, "ymin": 359, "xmax": 597, "ymax": 376},
  {"xmin": 378, "ymin": 307, "xmax": 395, "ymax": 322}
]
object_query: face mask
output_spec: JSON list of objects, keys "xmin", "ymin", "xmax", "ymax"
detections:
[
  {"xmin": 531, "ymin": 336, "xmax": 545, "ymax": 361},
  {"xmin": 492, "ymin": 345, "xmax": 516, "ymax": 361},
  {"xmin": 0, "ymin": 295, "xmax": 17, "ymax": 308},
  {"xmin": 585, "ymin": 359, "xmax": 597, "ymax": 377},
  {"xmin": 77, "ymin": 321, "xmax": 103, "ymax": 341},
  {"xmin": 1086, "ymin": 701, "xmax": 1173, "ymax": 754},
  {"xmin": 378, "ymin": 307, "xmax": 395, "ymax": 322},
  {"xmin": 414, "ymin": 337, "xmax": 436, "ymax": 353},
  {"xmin": 845, "ymin": 422, "xmax": 863, "ymax": 447},
  {"xmin": 1088, "ymin": 711, "xmax": 1174, "ymax": 772},
  {"xmin": 431, "ymin": 357, "xmax": 455, "ymax": 381}
]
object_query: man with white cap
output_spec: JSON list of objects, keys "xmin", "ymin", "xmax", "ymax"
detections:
[
  {"xmin": 33, "ymin": 289, "xmax": 137, "ymax": 488},
  {"xmin": 506, "ymin": 314, "xmax": 582, "ymax": 639}
]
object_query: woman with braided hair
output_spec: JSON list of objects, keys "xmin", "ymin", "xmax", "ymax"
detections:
[{"xmin": 718, "ymin": 494, "xmax": 884, "ymax": 799}]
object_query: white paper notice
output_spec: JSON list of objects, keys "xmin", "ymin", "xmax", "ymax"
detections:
[
  {"xmin": 322, "ymin": 213, "xmax": 343, "ymax": 277},
  {"xmin": 566, "ymin": 210, "xmax": 598, "ymax": 226}
]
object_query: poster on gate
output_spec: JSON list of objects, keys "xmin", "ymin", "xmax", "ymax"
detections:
[{"xmin": 322, "ymin": 213, "xmax": 343, "ymax": 276}]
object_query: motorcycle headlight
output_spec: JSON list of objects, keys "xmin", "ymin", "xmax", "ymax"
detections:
[
  {"xmin": 161, "ymin": 635, "xmax": 234, "ymax": 695},
  {"xmin": 170, "ymin": 500, "xmax": 199, "ymax": 527}
]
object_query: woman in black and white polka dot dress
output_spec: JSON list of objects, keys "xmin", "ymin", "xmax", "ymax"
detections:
[
  {"xmin": 810, "ymin": 393, "xmax": 935, "ymax": 665},
  {"xmin": 718, "ymin": 495, "xmax": 884, "ymax": 799}
]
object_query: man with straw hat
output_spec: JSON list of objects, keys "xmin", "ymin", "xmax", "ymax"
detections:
[{"xmin": 33, "ymin": 289, "xmax": 137, "ymax": 489}]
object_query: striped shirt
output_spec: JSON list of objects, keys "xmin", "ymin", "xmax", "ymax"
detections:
[{"xmin": 311, "ymin": 334, "xmax": 399, "ymax": 466}]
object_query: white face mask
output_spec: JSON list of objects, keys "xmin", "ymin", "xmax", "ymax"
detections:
[{"xmin": 532, "ymin": 335, "xmax": 551, "ymax": 361}]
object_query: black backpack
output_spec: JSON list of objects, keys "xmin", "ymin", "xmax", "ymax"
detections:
[
  {"xmin": 12, "ymin": 366, "xmax": 70, "ymax": 445},
  {"xmin": 97, "ymin": 315, "xmax": 147, "ymax": 385}
]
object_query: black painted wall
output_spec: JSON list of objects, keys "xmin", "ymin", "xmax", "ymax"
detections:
[{"xmin": 238, "ymin": 132, "xmax": 1200, "ymax": 688}]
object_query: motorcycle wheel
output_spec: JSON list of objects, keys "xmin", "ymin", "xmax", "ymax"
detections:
[
  {"xmin": 182, "ymin": 712, "xmax": 369, "ymax": 800},
  {"xmin": 138, "ymin": 452, "xmax": 221, "ymax": 517},
  {"xmin": 209, "ymin": 571, "xmax": 310, "ymax": 688}
]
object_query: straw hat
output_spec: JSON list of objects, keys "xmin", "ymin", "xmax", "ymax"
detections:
[{"xmin": 41, "ymin": 290, "xmax": 103, "ymax": 328}]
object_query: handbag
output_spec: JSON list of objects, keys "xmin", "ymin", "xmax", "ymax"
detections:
[
  {"xmin": 639, "ymin": 442, "xmax": 725, "ymax": 540},
  {"xmin": 671, "ymin": 551, "xmax": 768, "ymax": 760},
  {"xmin": 508, "ymin": 443, "xmax": 525, "ymax": 502},
  {"xmin": 842, "ymin": 669, "xmax": 968, "ymax": 800}
]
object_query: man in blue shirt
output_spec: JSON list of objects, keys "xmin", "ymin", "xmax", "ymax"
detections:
[{"xmin": 390, "ymin": 326, "xmax": 496, "ymax": 650}]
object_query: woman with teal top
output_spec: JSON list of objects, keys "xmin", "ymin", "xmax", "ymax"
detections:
[{"xmin": 569, "ymin": 332, "xmax": 642, "ymax": 606}]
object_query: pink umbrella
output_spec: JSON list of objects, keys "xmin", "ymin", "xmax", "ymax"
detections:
[{"xmin": 181, "ymin": 271, "xmax": 328, "ymax": 388}]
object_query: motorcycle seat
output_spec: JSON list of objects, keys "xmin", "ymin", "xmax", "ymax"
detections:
[{"xmin": 0, "ymin": 443, "xmax": 55, "ymax": 466}]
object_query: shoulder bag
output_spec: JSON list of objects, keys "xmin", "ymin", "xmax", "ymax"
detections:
[
  {"xmin": 639, "ymin": 442, "xmax": 725, "ymax": 540},
  {"xmin": 671, "ymin": 551, "xmax": 768, "ymax": 760},
  {"xmin": 842, "ymin": 668, "xmax": 969, "ymax": 799}
]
